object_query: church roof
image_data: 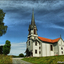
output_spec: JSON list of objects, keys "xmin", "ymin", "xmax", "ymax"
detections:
[
  {"xmin": 28, "ymin": 9, "xmax": 37, "ymax": 30},
  {"xmin": 38, "ymin": 36, "xmax": 60, "ymax": 43}
]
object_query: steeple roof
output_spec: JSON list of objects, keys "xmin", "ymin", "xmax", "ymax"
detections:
[
  {"xmin": 31, "ymin": 9, "xmax": 36, "ymax": 26},
  {"xmin": 28, "ymin": 9, "xmax": 37, "ymax": 30}
]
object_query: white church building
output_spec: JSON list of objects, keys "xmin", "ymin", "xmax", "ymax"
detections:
[{"xmin": 25, "ymin": 10, "xmax": 64, "ymax": 57}]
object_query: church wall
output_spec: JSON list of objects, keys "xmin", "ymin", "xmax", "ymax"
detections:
[
  {"xmin": 46, "ymin": 44, "xmax": 50, "ymax": 56},
  {"xmin": 31, "ymin": 30, "xmax": 34, "ymax": 35},
  {"xmin": 50, "ymin": 44, "xmax": 54, "ymax": 56},
  {"xmin": 50, "ymin": 51, "xmax": 54, "ymax": 56},
  {"xmin": 33, "ymin": 41, "xmax": 39, "ymax": 57},
  {"xmin": 58, "ymin": 39, "xmax": 64, "ymax": 55},
  {"xmin": 41, "ymin": 42, "xmax": 55, "ymax": 56},
  {"xmin": 53, "ymin": 43, "xmax": 58, "ymax": 55},
  {"xmin": 26, "ymin": 40, "xmax": 33, "ymax": 51},
  {"xmin": 37, "ymin": 38, "xmax": 42, "ymax": 57},
  {"xmin": 42, "ymin": 43, "xmax": 47, "ymax": 56}
]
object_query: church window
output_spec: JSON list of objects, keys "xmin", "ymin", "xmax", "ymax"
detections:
[
  {"xmin": 35, "ymin": 41, "xmax": 37, "ymax": 46},
  {"xmin": 28, "ymin": 37, "xmax": 30, "ymax": 40},
  {"xmin": 62, "ymin": 51, "xmax": 63, "ymax": 54},
  {"xmin": 61, "ymin": 47, "xmax": 63, "ymax": 50},
  {"xmin": 39, "ymin": 51, "xmax": 41, "ymax": 54},
  {"xmin": 50, "ymin": 45, "xmax": 53, "ymax": 51},
  {"xmin": 35, "ymin": 50, "xmax": 37, "ymax": 54},
  {"xmin": 34, "ymin": 29, "xmax": 36, "ymax": 34},
  {"xmin": 29, "ymin": 41, "xmax": 30, "ymax": 45},
  {"xmin": 39, "ymin": 47, "xmax": 41, "ymax": 49}
]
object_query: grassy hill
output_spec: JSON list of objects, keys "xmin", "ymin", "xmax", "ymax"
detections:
[
  {"xmin": 22, "ymin": 55, "xmax": 64, "ymax": 64},
  {"xmin": 0, "ymin": 54, "xmax": 12, "ymax": 64}
]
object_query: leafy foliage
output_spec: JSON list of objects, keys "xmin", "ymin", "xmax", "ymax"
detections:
[
  {"xmin": 3, "ymin": 40, "xmax": 11, "ymax": 55},
  {"xmin": 0, "ymin": 46, "xmax": 3, "ymax": 54},
  {"xmin": 19, "ymin": 53, "xmax": 24, "ymax": 57},
  {"xmin": 0, "ymin": 9, "xmax": 8, "ymax": 36}
]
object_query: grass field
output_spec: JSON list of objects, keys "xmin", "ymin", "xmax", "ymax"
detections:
[
  {"xmin": 22, "ymin": 55, "xmax": 64, "ymax": 64},
  {"xmin": 0, "ymin": 54, "xmax": 12, "ymax": 64}
]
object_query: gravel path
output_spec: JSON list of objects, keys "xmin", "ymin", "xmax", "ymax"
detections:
[{"xmin": 12, "ymin": 58, "xmax": 32, "ymax": 64}]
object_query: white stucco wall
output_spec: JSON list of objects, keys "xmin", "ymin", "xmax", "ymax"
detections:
[
  {"xmin": 47, "ymin": 44, "xmax": 50, "ymax": 56},
  {"xmin": 42, "ymin": 43, "xmax": 47, "ymax": 56},
  {"xmin": 33, "ymin": 41, "xmax": 39, "ymax": 57},
  {"xmin": 41, "ymin": 42, "xmax": 54, "ymax": 57},
  {"xmin": 27, "ymin": 35, "xmax": 64, "ymax": 57},
  {"xmin": 53, "ymin": 43, "xmax": 58, "ymax": 55},
  {"xmin": 58, "ymin": 39, "xmax": 64, "ymax": 55}
]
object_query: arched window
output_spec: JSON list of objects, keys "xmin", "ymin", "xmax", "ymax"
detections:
[
  {"xmin": 50, "ymin": 45, "xmax": 53, "ymax": 51},
  {"xmin": 35, "ymin": 50, "xmax": 37, "ymax": 54},
  {"xmin": 35, "ymin": 41, "xmax": 37, "ymax": 46},
  {"xmin": 28, "ymin": 37, "xmax": 30, "ymax": 40},
  {"xmin": 29, "ymin": 41, "xmax": 30, "ymax": 45},
  {"xmin": 61, "ymin": 47, "xmax": 63, "ymax": 50},
  {"xmin": 62, "ymin": 51, "xmax": 63, "ymax": 54},
  {"xmin": 34, "ymin": 29, "xmax": 36, "ymax": 34}
]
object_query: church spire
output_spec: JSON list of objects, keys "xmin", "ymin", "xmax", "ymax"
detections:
[{"xmin": 31, "ymin": 8, "xmax": 36, "ymax": 26}]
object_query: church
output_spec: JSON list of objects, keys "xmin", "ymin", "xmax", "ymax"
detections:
[{"xmin": 25, "ymin": 10, "xmax": 64, "ymax": 57}]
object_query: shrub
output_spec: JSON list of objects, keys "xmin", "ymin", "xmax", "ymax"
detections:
[{"xmin": 19, "ymin": 53, "xmax": 24, "ymax": 57}]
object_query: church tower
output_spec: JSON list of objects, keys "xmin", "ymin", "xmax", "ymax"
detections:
[
  {"xmin": 28, "ymin": 9, "xmax": 38, "ymax": 40},
  {"xmin": 26, "ymin": 9, "xmax": 38, "ymax": 57}
]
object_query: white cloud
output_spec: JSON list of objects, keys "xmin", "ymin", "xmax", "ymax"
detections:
[{"xmin": 8, "ymin": 42, "xmax": 26, "ymax": 56}]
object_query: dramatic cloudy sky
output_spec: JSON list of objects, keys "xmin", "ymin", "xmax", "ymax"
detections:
[{"xmin": 0, "ymin": 0, "xmax": 64, "ymax": 56}]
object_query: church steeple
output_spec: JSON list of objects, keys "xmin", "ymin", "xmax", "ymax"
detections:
[
  {"xmin": 28, "ymin": 9, "xmax": 38, "ymax": 40},
  {"xmin": 31, "ymin": 9, "xmax": 36, "ymax": 26}
]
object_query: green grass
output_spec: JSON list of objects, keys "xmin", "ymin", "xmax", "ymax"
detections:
[
  {"xmin": 22, "ymin": 55, "xmax": 64, "ymax": 64},
  {"xmin": 0, "ymin": 54, "xmax": 12, "ymax": 64}
]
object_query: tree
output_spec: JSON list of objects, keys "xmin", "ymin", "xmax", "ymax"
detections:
[
  {"xmin": 0, "ymin": 46, "xmax": 3, "ymax": 54},
  {"xmin": 19, "ymin": 53, "xmax": 24, "ymax": 57},
  {"xmin": 3, "ymin": 40, "xmax": 11, "ymax": 55},
  {"xmin": 0, "ymin": 9, "xmax": 8, "ymax": 36}
]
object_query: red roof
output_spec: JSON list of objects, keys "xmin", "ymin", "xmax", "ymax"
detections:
[{"xmin": 38, "ymin": 36, "xmax": 60, "ymax": 43}]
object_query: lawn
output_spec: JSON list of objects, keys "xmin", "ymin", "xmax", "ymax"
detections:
[
  {"xmin": 22, "ymin": 55, "xmax": 64, "ymax": 64},
  {"xmin": 0, "ymin": 54, "xmax": 12, "ymax": 64}
]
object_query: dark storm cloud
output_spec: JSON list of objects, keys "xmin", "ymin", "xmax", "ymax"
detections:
[
  {"xmin": 5, "ymin": 24, "xmax": 28, "ymax": 39},
  {"xmin": 1, "ymin": 0, "xmax": 64, "ymax": 38},
  {"xmin": 1, "ymin": 0, "xmax": 64, "ymax": 10},
  {"xmin": 53, "ymin": 22, "xmax": 64, "ymax": 27},
  {"xmin": 7, "ymin": 0, "xmax": 60, "ymax": 3}
]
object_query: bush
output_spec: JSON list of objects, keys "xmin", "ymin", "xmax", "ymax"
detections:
[
  {"xmin": 19, "ymin": 53, "xmax": 24, "ymax": 57},
  {"xmin": 3, "ymin": 40, "xmax": 11, "ymax": 55}
]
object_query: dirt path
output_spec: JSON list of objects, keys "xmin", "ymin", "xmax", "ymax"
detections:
[{"xmin": 12, "ymin": 58, "xmax": 32, "ymax": 64}]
